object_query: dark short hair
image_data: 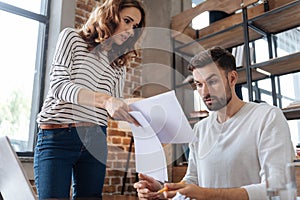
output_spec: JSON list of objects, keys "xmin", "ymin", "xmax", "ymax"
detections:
[{"xmin": 188, "ymin": 46, "xmax": 236, "ymax": 72}]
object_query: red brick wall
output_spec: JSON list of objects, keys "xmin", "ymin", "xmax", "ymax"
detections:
[
  {"xmin": 105, "ymin": 120, "xmax": 137, "ymax": 195},
  {"xmin": 75, "ymin": 0, "xmax": 142, "ymax": 195}
]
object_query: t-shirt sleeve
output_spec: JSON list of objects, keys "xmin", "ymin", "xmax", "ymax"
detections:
[
  {"xmin": 243, "ymin": 106, "xmax": 294, "ymax": 200},
  {"xmin": 182, "ymin": 125, "xmax": 200, "ymax": 185}
]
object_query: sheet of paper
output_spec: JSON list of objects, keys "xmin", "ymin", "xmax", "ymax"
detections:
[
  {"xmin": 129, "ymin": 90, "xmax": 195, "ymax": 144},
  {"xmin": 129, "ymin": 111, "xmax": 168, "ymax": 182}
]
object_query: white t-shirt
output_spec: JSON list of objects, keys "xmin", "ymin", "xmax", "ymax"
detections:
[{"xmin": 183, "ymin": 102, "xmax": 294, "ymax": 200}]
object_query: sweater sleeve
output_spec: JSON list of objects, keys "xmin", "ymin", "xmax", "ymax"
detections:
[{"xmin": 49, "ymin": 28, "xmax": 83, "ymax": 104}]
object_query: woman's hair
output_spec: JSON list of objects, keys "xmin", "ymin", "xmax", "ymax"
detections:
[
  {"xmin": 78, "ymin": 0, "xmax": 146, "ymax": 68},
  {"xmin": 188, "ymin": 46, "xmax": 236, "ymax": 72}
]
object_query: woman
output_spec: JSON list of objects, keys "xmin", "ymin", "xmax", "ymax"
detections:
[{"xmin": 34, "ymin": 0, "xmax": 146, "ymax": 199}]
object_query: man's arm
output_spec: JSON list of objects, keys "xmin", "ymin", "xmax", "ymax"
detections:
[{"xmin": 163, "ymin": 183, "xmax": 249, "ymax": 200}]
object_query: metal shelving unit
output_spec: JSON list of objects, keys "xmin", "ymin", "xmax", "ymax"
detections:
[{"xmin": 171, "ymin": 0, "xmax": 300, "ymax": 121}]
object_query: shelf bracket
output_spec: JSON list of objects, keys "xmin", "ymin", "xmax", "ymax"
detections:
[{"xmin": 242, "ymin": 6, "xmax": 254, "ymax": 101}]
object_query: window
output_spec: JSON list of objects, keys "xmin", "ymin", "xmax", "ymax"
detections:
[{"xmin": 0, "ymin": 0, "xmax": 50, "ymax": 152}]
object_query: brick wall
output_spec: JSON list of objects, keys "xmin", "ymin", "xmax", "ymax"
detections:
[{"xmin": 75, "ymin": 0, "xmax": 142, "ymax": 195}]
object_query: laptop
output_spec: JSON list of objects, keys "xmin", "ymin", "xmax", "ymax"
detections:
[{"xmin": 0, "ymin": 136, "xmax": 37, "ymax": 200}]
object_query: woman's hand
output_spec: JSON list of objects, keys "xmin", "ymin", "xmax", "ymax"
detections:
[
  {"xmin": 78, "ymin": 88, "xmax": 139, "ymax": 126},
  {"xmin": 105, "ymin": 96, "xmax": 139, "ymax": 126}
]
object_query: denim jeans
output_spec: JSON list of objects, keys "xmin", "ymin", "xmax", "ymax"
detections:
[{"xmin": 34, "ymin": 125, "xmax": 107, "ymax": 200}]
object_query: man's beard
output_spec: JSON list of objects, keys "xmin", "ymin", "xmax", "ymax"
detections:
[{"xmin": 204, "ymin": 84, "xmax": 232, "ymax": 111}]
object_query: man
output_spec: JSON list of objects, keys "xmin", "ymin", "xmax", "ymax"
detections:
[{"xmin": 133, "ymin": 46, "xmax": 294, "ymax": 200}]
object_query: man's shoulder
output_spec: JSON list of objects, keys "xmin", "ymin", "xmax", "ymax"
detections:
[{"xmin": 246, "ymin": 102, "xmax": 282, "ymax": 116}]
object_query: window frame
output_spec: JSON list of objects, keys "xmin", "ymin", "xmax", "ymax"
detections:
[{"xmin": 0, "ymin": 0, "xmax": 51, "ymax": 155}]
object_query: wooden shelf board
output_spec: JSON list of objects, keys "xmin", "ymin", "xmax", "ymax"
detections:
[
  {"xmin": 251, "ymin": 1, "xmax": 300, "ymax": 34},
  {"xmin": 177, "ymin": 26, "xmax": 262, "ymax": 56},
  {"xmin": 237, "ymin": 52, "xmax": 300, "ymax": 85},
  {"xmin": 237, "ymin": 67, "xmax": 267, "ymax": 85},
  {"xmin": 283, "ymin": 107, "xmax": 300, "ymax": 120},
  {"xmin": 252, "ymin": 52, "xmax": 300, "ymax": 76},
  {"xmin": 171, "ymin": 0, "xmax": 259, "ymax": 34},
  {"xmin": 173, "ymin": 3, "xmax": 265, "ymax": 56}
]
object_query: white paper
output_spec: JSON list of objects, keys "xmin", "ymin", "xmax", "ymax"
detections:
[
  {"xmin": 129, "ymin": 90, "xmax": 195, "ymax": 144},
  {"xmin": 129, "ymin": 111, "xmax": 168, "ymax": 182},
  {"xmin": 172, "ymin": 192, "xmax": 191, "ymax": 200},
  {"xmin": 128, "ymin": 91, "xmax": 196, "ymax": 182}
]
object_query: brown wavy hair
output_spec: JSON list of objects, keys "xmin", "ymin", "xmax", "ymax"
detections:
[{"xmin": 78, "ymin": 0, "xmax": 146, "ymax": 68}]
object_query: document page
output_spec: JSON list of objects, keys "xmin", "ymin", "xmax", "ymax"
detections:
[
  {"xmin": 128, "ymin": 91, "xmax": 195, "ymax": 182},
  {"xmin": 129, "ymin": 90, "xmax": 195, "ymax": 143}
]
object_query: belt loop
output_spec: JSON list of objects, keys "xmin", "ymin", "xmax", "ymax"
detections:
[{"xmin": 68, "ymin": 123, "xmax": 72, "ymax": 131}]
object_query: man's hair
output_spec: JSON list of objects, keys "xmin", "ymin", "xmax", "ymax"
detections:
[{"xmin": 188, "ymin": 46, "xmax": 236, "ymax": 72}]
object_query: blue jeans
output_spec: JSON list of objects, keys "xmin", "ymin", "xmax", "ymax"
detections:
[{"xmin": 34, "ymin": 125, "xmax": 107, "ymax": 200}]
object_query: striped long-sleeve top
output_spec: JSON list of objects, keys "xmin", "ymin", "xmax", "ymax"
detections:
[{"xmin": 37, "ymin": 28, "xmax": 126, "ymax": 126}]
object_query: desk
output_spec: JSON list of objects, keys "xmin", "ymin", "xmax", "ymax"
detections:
[{"xmin": 103, "ymin": 195, "xmax": 138, "ymax": 200}]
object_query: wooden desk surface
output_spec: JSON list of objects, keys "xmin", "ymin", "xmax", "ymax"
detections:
[{"xmin": 103, "ymin": 195, "xmax": 138, "ymax": 200}]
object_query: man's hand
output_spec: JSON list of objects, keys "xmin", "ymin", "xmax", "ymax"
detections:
[
  {"xmin": 133, "ymin": 173, "xmax": 165, "ymax": 199},
  {"xmin": 162, "ymin": 182, "xmax": 200, "ymax": 199}
]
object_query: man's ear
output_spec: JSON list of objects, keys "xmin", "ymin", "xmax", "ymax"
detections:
[{"xmin": 228, "ymin": 70, "xmax": 238, "ymax": 86}]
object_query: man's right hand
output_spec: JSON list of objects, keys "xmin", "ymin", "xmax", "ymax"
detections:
[{"xmin": 133, "ymin": 173, "xmax": 165, "ymax": 199}]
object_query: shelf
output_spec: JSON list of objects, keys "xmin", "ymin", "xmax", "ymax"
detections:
[
  {"xmin": 250, "ymin": 0, "xmax": 300, "ymax": 34},
  {"xmin": 252, "ymin": 52, "xmax": 300, "ymax": 76},
  {"xmin": 237, "ymin": 67, "xmax": 267, "ymax": 85},
  {"xmin": 236, "ymin": 52, "xmax": 300, "ymax": 85},
  {"xmin": 173, "ymin": 3, "xmax": 265, "ymax": 56},
  {"xmin": 176, "ymin": 52, "xmax": 300, "ymax": 86},
  {"xmin": 176, "ymin": 26, "xmax": 262, "ymax": 56},
  {"xmin": 173, "ymin": 0, "xmax": 300, "ymax": 57},
  {"xmin": 172, "ymin": 0, "xmax": 300, "ymax": 121},
  {"xmin": 283, "ymin": 107, "xmax": 300, "ymax": 120}
]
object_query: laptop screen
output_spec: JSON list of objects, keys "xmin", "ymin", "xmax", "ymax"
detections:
[{"xmin": 0, "ymin": 136, "xmax": 36, "ymax": 200}]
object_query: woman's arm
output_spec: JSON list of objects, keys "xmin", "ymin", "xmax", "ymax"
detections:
[{"xmin": 78, "ymin": 88, "xmax": 138, "ymax": 125}]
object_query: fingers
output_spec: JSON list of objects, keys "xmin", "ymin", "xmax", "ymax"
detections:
[
  {"xmin": 139, "ymin": 173, "xmax": 156, "ymax": 183},
  {"xmin": 135, "ymin": 173, "xmax": 157, "ymax": 190},
  {"xmin": 134, "ymin": 181, "xmax": 162, "ymax": 200},
  {"xmin": 165, "ymin": 182, "xmax": 185, "ymax": 190},
  {"xmin": 133, "ymin": 180, "xmax": 147, "ymax": 190},
  {"xmin": 161, "ymin": 182, "xmax": 186, "ymax": 199},
  {"xmin": 163, "ymin": 190, "xmax": 178, "ymax": 199},
  {"xmin": 137, "ymin": 189, "xmax": 162, "ymax": 200},
  {"xmin": 105, "ymin": 97, "xmax": 140, "ymax": 125},
  {"xmin": 134, "ymin": 173, "xmax": 152, "ymax": 190}
]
